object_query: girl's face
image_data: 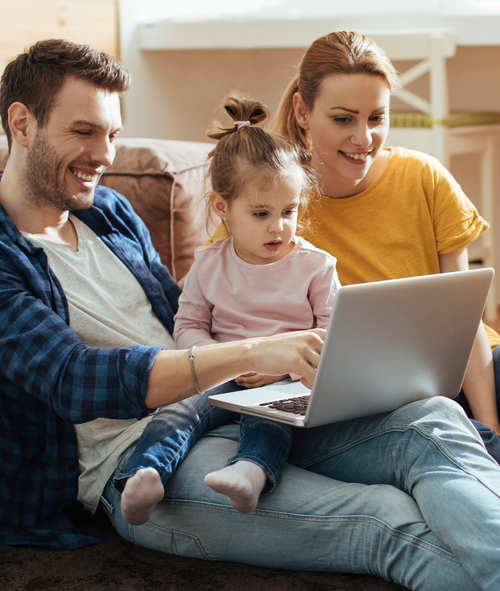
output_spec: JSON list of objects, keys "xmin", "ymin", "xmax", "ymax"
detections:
[
  {"xmin": 294, "ymin": 73, "xmax": 391, "ymax": 196},
  {"xmin": 213, "ymin": 172, "xmax": 302, "ymax": 265}
]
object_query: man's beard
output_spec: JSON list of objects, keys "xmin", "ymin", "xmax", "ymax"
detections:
[{"xmin": 22, "ymin": 131, "xmax": 95, "ymax": 212}]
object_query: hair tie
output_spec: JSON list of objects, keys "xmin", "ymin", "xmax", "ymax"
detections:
[{"xmin": 234, "ymin": 121, "xmax": 251, "ymax": 131}]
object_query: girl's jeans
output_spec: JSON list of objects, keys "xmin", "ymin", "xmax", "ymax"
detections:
[{"xmin": 114, "ymin": 381, "xmax": 293, "ymax": 493}]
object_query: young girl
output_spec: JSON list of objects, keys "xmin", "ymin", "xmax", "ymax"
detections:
[{"xmin": 116, "ymin": 97, "xmax": 340, "ymax": 525}]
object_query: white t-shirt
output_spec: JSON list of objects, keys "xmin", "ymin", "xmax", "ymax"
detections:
[{"xmin": 23, "ymin": 215, "xmax": 176, "ymax": 512}]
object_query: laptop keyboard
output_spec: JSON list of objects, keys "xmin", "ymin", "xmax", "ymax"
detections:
[{"xmin": 259, "ymin": 394, "xmax": 311, "ymax": 416}]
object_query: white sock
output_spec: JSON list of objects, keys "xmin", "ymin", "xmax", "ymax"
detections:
[
  {"xmin": 120, "ymin": 467, "xmax": 165, "ymax": 525},
  {"xmin": 204, "ymin": 460, "xmax": 267, "ymax": 513}
]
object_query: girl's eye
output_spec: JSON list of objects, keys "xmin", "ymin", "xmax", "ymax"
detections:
[
  {"xmin": 370, "ymin": 114, "xmax": 386, "ymax": 123},
  {"xmin": 283, "ymin": 209, "xmax": 296, "ymax": 217},
  {"xmin": 253, "ymin": 211, "xmax": 268, "ymax": 218}
]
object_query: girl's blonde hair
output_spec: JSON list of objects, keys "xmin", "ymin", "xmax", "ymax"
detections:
[
  {"xmin": 206, "ymin": 96, "xmax": 317, "ymax": 233},
  {"xmin": 272, "ymin": 31, "xmax": 398, "ymax": 151}
]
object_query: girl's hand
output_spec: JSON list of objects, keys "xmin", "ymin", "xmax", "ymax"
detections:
[{"xmin": 235, "ymin": 372, "xmax": 289, "ymax": 389}]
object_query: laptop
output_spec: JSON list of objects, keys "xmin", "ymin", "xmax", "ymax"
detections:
[{"xmin": 208, "ymin": 268, "xmax": 494, "ymax": 427}]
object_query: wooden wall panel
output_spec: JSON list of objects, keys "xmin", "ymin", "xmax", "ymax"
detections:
[{"xmin": 0, "ymin": 0, "xmax": 118, "ymax": 133}]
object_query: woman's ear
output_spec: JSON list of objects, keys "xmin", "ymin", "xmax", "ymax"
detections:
[
  {"xmin": 293, "ymin": 92, "xmax": 310, "ymax": 130},
  {"xmin": 209, "ymin": 192, "xmax": 229, "ymax": 220}
]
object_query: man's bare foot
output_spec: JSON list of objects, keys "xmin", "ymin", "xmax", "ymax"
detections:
[
  {"xmin": 204, "ymin": 461, "xmax": 267, "ymax": 513},
  {"xmin": 120, "ymin": 467, "xmax": 165, "ymax": 525}
]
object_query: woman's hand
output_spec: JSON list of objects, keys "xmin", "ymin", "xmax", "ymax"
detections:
[{"xmin": 235, "ymin": 372, "xmax": 289, "ymax": 388}]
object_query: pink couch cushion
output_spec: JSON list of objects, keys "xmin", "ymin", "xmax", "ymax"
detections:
[{"xmin": 0, "ymin": 135, "xmax": 214, "ymax": 280}]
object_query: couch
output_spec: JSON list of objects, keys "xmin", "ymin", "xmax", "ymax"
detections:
[
  {"xmin": 0, "ymin": 135, "xmax": 216, "ymax": 282},
  {"xmin": 0, "ymin": 134, "xmax": 404, "ymax": 591}
]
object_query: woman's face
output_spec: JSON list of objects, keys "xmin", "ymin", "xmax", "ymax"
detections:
[{"xmin": 294, "ymin": 73, "xmax": 391, "ymax": 194}]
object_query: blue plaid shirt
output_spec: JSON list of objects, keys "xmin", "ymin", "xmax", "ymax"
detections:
[{"xmin": 0, "ymin": 184, "xmax": 181, "ymax": 549}]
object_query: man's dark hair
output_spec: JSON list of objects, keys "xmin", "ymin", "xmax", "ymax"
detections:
[{"xmin": 0, "ymin": 39, "xmax": 130, "ymax": 149}]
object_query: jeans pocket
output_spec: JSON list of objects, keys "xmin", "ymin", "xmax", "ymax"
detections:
[
  {"xmin": 99, "ymin": 494, "xmax": 114, "ymax": 518},
  {"xmin": 135, "ymin": 523, "xmax": 211, "ymax": 560},
  {"xmin": 171, "ymin": 530, "xmax": 211, "ymax": 560}
]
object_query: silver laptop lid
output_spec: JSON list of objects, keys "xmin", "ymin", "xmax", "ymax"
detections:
[{"xmin": 305, "ymin": 268, "xmax": 494, "ymax": 426}]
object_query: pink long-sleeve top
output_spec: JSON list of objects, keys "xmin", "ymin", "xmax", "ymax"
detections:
[{"xmin": 173, "ymin": 236, "xmax": 341, "ymax": 352}]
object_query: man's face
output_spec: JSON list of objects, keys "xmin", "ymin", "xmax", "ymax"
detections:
[{"xmin": 22, "ymin": 77, "xmax": 123, "ymax": 212}]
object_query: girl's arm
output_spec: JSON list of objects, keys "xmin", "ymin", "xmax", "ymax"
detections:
[
  {"xmin": 308, "ymin": 256, "xmax": 341, "ymax": 329},
  {"xmin": 439, "ymin": 247, "xmax": 500, "ymax": 433},
  {"xmin": 173, "ymin": 261, "xmax": 219, "ymax": 349},
  {"xmin": 234, "ymin": 372, "xmax": 290, "ymax": 388},
  {"xmin": 236, "ymin": 253, "xmax": 340, "ymax": 389}
]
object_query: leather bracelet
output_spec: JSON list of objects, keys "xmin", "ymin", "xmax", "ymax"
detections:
[{"xmin": 188, "ymin": 346, "xmax": 203, "ymax": 395}]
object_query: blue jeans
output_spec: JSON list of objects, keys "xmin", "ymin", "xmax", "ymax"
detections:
[
  {"xmin": 102, "ymin": 396, "xmax": 500, "ymax": 591},
  {"xmin": 114, "ymin": 381, "xmax": 293, "ymax": 492},
  {"xmin": 454, "ymin": 343, "xmax": 500, "ymax": 463}
]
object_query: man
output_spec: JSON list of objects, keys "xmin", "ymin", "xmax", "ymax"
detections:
[{"xmin": 1, "ymin": 40, "xmax": 500, "ymax": 591}]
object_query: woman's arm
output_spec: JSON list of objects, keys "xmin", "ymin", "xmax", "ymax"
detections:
[
  {"xmin": 439, "ymin": 248, "xmax": 500, "ymax": 433},
  {"xmin": 145, "ymin": 329, "xmax": 325, "ymax": 408}
]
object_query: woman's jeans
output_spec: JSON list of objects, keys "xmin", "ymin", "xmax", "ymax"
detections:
[
  {"xmin": 454, "ymin": 343, "xmax": 500, "ymax": 463},
  {"xmin": 114, "ymin": 381, "xmax": 293, "ymax": 493},
  {"xmin": 102, "ymin": 396, "xmax": 500, "ymax": 591}
]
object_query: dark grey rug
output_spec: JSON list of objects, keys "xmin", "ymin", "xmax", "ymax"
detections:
[{"xmin": 0, "ymin": 504, "xmax": 406, "ymax": 591}]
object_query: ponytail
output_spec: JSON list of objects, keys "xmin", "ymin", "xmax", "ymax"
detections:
[
  {"xmin": 205, "ymin": 95, "xmax": 317, "ymax": 233},
  {"xmin": 271, "ymin": 75, "xmax": 312, "ymax": 152},
  {"xmin": 273, "ymin": 32, "xmax": 398, "ymax": 146}
]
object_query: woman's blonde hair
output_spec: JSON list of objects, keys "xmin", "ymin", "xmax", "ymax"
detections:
[
  {"xmin": 272, "ymin": 31, "xmax": 398, "ymax": 151},
  {"xmin": 206, "ymin": 96, "xmax": 317, "ymax": 233}
]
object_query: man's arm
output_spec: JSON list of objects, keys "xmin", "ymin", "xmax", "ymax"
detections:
[
  {"xmin": 1, "ymin": 255, "xmax": 324, "ymax": 419},
  {"xmin": 439, "ymin": 247, "xmax": 500, "ymax": 433},
  {"xmin": 0, "ymin": 246, "xmax": 157, "ymax": 423},
  {"xmin": 2, "ymin": 188, "xmax": 323, "ymax": 421},
  {"xmin": 145, "ymin": 329, "xmax": 325, "ymax": 408}
]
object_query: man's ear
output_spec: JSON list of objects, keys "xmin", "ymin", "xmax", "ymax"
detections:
[
  {"xmin": 209, "ymin": 192, "xmax": 229, "ymax": 219},
  {"xmin": 8, "ymin": 102, "xmax": 35, "ymax": 148},
  {"xmin": 293, "ymin": 92, "xmax": 310, "ymax": 130}
]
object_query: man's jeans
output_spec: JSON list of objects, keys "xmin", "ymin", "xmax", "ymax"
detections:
[
  {"xmin": 102, "ymin": 396, "xmax": 500, "ymax": 591},
  {"xmin": 114, "ymin": 382, "xmax": 293, "ymax": 492}
]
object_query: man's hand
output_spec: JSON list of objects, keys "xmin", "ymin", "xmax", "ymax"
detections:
[
  {"xmin": 243, "ymin": 329, "xmax": 325, "ymax": 389},
  {"xmin": 235, "ymin": 372, "xmax": 289, "ymax": 388}
]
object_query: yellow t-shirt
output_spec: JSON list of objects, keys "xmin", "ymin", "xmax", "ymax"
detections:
[{"xmin": 209, "ymin": 147, "xmax": 500, "ymax": 347}]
